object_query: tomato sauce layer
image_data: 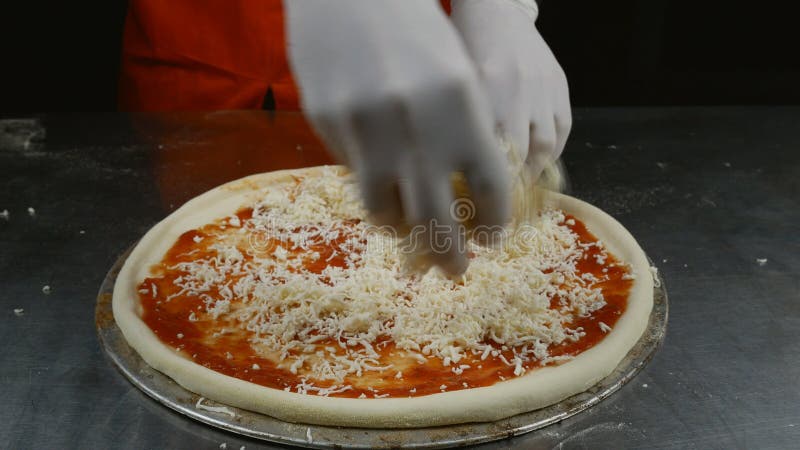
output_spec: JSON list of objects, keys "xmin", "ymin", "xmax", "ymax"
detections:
[{"xmin": 138, "ymin": 210, "xmax": 632, "ymax": 398}]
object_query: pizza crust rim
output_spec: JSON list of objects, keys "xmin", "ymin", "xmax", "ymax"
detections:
[{"xmin": 112, "ymin": 165, "xmax": 654, "ymax": 428}]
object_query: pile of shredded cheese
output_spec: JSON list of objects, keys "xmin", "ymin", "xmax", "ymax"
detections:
[{"xmin": 165, "ymin": 167, "xmax": 612, "ymax": 390}]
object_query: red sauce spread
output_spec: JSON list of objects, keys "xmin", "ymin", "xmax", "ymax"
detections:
[{"xmin": 139, "ymin": 210, "xmax": 632, "ymax": 398}]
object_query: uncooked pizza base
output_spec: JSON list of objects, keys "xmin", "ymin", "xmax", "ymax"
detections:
[{"xmin": 112, "ymin": 165, "xmax": 654, "ymax": 428}]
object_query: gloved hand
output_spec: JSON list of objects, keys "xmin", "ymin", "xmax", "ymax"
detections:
[
  {"xmin": 285, "ymin": 0, "xmax": 510, "ymax": 275},
  {"xmin": 452, "ymin": 0, "xmax": 572, "ymax": 179}
]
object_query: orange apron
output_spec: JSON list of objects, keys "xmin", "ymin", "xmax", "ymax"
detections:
[{"xmin": 119, "ymin": 0, "xmax": 451, "ymax": 112}]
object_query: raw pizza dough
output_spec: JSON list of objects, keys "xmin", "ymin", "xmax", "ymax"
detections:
[{"xmin": 112, "ymin": 165, "xmax": 654, "ymax": 428}]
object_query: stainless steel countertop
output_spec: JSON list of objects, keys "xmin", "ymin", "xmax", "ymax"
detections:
[{"xmin": 1, "ymin": 107, "xmax": 798, "ymax": 449}]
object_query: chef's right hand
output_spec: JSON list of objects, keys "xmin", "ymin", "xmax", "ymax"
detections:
[{"xmin": 285, "ymin": 0, "xmax": 510, "ymax": 275}]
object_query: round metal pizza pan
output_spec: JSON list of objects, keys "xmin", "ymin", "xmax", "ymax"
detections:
[{"xmin": 96, "ymin": 244, "xmax": 668, "ymax": 449}]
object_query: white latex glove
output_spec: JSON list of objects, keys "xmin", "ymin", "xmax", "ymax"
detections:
[
  {"xmin": 452, "ymin": 0, "xmax": 572, "ymax": 179},
  {"xmin": 285, "ymin": 0, "xmax": 510, "ymax": 275}
]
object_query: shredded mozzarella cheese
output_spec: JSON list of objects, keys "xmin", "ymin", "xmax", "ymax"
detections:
[
  {"xmin": 156, "ymin": 168, "xmax": 617, "ymax": 390},
  {"xmin": 195, "ymin": 397, "xmax": 236, "ymax": 417}
]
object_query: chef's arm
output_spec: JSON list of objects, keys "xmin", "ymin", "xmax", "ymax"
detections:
[{"xmin": 284, "ymin": 0, "xmax": 510, "ymax": 275}]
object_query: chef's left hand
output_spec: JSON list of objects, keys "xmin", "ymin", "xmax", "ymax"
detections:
[{"xmin": 452, "ymin": 0, "xmax": 572, "ymax": 179}]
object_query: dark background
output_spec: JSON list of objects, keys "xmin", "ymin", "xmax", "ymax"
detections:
[{"xmin": 0, "ymin": 0, "xmax": 798, "ymax": 114}]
